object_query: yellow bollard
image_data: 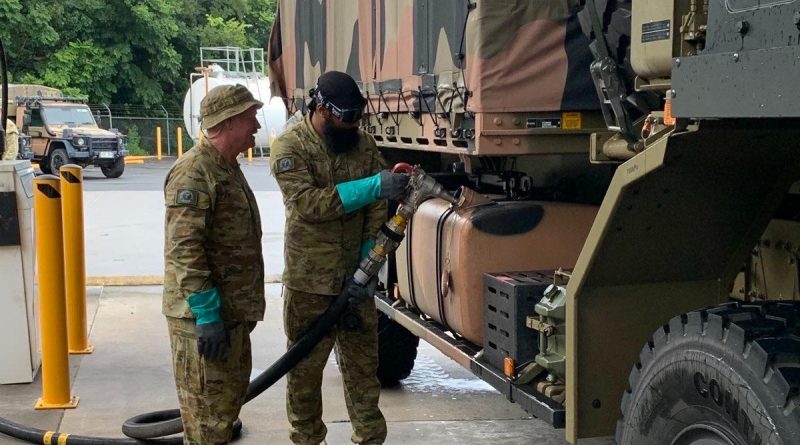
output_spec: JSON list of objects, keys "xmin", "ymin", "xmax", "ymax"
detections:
[
  {"xmin": 33, "ymin": 175, "xmax": 79, "ymax": 410},
  {"xmin": 177, "ymin": 127, "xmax": 183, "ymax": 158},
  {"xmin": 247, "ymin": 147, "xmax": 253, "ymax": 163},
  {"xmin": 60, "ymin": 165, "xmax": 94, "ymax": 355},
  {"xmin": 156, "ymin": 127, "xmax": 162, "ymax": 160}
]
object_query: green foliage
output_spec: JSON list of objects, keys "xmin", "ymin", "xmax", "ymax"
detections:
[
  {"xmin": 40, "ymin": 41, "xmax": 123, "ymax": 102},
  {"xmin": 0, "ymin": 0, "xmax": 278, "ymax": 108},
  {"xmin": 199, "ymin": 15, "xmax": 250, "ymax": 48},
  {"xmin": 245, "ymin": 0, "xmax": 278, "ymax": 48},
  {"xmin": 124, "ymin": 125, "xmax": 146, "ymax": 155}
]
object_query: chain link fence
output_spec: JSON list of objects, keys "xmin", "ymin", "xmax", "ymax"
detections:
[{"xmin": 89, "ymin": 104, "xmax": 194, "ymax": 156}]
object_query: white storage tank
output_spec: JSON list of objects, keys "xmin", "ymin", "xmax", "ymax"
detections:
[{"xmin": 183, "ymin": 64, "xmax": 286, "ymax": 149}]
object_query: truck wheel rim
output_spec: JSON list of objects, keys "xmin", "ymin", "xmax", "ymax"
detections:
[
  {"xmin": 52, "ymin": 152, "xmax": 67, "ymax": 171},
  {"xmin": 670, "ymin": 423, "xmax": 739, "ymax": 445}
]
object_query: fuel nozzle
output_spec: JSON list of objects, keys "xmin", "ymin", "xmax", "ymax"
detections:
[
  {"xmin": 438, "ymin": 189, "xmax": 458, "ymax": 204},
  {"xmin": 429, "ymin": 181, "xmax": 458, "ymax": 205},
  {"xmin": 392, "ymin": 162, "xmax": 458, "ymax": 209},
  {"xmin": 352, "ymin": 162, "xmax": 456, "ymax": 288},
  {"xmin": 412, "ymin": 172, "xmax": 457, "ymax": 205}
]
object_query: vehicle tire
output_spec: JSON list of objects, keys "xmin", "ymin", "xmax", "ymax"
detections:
[
  {"xmin": 48, "ymin": 148, "xmax": 69, "ymax": 174},
  {"xmin": 615, "ymin": 301, "xmax": 800, "ymax": 445},
  {"xmin": 38, "ymin": 159, "xmax": 52, "ymax": 175},
  {"xmin": 376, "ymin": 311, "xmax": 419, "ymax": 388},
  {"xmin": 101, "ymin": 157, "xmax": 125, "ymax": 178}
]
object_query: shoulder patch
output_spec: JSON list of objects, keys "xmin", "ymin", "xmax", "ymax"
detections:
[
  {"xmin": 176, "ymin": 189, "xmax": 199, "ymax": 206},
  {"xmin": 276, "ymin": 156, "xmax": 295, "ymax": 174}
]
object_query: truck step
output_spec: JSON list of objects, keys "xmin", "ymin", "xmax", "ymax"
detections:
[{"xmin": 375, "ymin": 292, "xmax": 566, "ymax": 428}]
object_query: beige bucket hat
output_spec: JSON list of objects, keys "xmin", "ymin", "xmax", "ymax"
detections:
[{"xmin": 200, "ymin": 84, "xmax": 264, "ymax": 130}]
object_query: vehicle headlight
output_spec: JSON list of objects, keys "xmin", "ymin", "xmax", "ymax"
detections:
[{"xmin": 76, "ymin": 137, "xmax": 86, "ymax": 146}]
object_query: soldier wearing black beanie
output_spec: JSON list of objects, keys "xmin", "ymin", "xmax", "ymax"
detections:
[{"xmin": 270, "ymin": 70, "xmax": 409, "ymax": 445}]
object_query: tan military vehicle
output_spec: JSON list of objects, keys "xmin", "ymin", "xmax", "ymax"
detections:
[
  {"xmin": 6, "ymin": 85, "xmax": 128, "ymax": 178},
  {"xmin": 269, "ymin": 1, "xmax": 800, "ymax": 443}
]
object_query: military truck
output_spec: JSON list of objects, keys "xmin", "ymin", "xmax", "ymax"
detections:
[
  {"xmin": 6, "ymin": 85, "xmax": 128, "ymax": 178},
  {"xmin": 269, "ymin": 1, "xmax": 800, "ymax": 443}
]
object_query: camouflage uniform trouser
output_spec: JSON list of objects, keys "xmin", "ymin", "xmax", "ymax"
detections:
[
  {"xmin": 284, "ymin": 287, "xmax": 387, "ymax": 445},
  {"xmin": 167, "ymin": 316, "xmax": 253, "ymax": 445}
]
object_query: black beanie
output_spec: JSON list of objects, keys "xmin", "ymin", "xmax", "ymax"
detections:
[{"xmin": 315, "ymin": 71, "xmax": 364, "ymax": 108}]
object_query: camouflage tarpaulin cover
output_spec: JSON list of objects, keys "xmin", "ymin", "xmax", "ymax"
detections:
[{"xmin": 269, "ymin": 0, "xmax": 599, "ymax": 114}]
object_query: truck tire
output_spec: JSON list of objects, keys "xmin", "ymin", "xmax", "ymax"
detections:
[
  {"xmin": 101, "ymin": 158, "xmax": 125, "ymax": 178},
  {"xmin": 376, "ymin": 311, "xmax": 419, "ymax": 388},
  {"xmin": 616, "ymin": 301, "xmax": 800, "ymax": 445},
  {"xmin": 48, "ymin": 148, "xmax": 69, "ymax": 174}
]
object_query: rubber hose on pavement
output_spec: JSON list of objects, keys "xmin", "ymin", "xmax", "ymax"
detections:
[{"xmin": 0, "ymin": 415, "xmax": 241, "ymax": 445}]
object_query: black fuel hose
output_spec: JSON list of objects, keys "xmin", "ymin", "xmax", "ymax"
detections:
[
  {"xmin": 245, "ymin": 284, "xmax": 353, "ymax": 402},
  {"xmin": 0, "ymin": 415, "xmax": 241, "ymax": 445},
  {"xmin": 120, "ymin": 283, "xmax": 356, "ymax": 439}
]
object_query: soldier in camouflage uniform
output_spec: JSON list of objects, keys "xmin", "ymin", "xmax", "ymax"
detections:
[
  {"xmin": 163, "ymin": 84, "xmax": 265, "ymax": 445},
  {"xmin": 2, "ymin": 119, "xmax": 19, "ymax": 161},
  {"xmin": 270, "ymin": 71, "xmax": 409, "ymax": 445}
]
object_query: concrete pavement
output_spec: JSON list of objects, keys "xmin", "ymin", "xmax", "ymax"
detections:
[{"xmin": 81, "ymin": 158, "xmax": 285, "ymax": 282}]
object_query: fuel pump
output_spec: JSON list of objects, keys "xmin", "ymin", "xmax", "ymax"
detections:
[{"xmin": 0, "ymin": 35, "xmax": 39, "ymax": 386}]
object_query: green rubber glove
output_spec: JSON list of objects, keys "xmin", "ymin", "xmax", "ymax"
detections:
[
  {"xmin": 335, "ymin": 170, "xmax": 411, "ymax": 213},
  {"xmin": 335, "ymin": 173, "xmax": 381, "ymax": 213},
  {"xmin": 186, "ymin": 288, "xmax": 229, "ymax": 361},
  {"xmin": 186, "ymin": 287, "xmax": 222, "ymax": 325}
]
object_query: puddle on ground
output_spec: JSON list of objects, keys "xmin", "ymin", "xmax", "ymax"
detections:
[
  {"xmin": 252, "ymin": 350, "xmax": 496, "ymax": 394},
  {"xmin": 396, "ymin": 355, "xmax": 495, "ymax": 394}
]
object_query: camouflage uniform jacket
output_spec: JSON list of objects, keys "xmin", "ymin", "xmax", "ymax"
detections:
[
  {"xmin": 2, "ymin": 119, "xmax": 19, "ymax": 161},
  {"xmin": 270, "ymin": 115, "xmax": 387, "ymax": 295},
  {"xmin": 163, "ymin": 138, "xmax": 265, "ymax": 321}
]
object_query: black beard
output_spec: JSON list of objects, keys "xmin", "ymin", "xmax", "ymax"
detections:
[{"xmin": 323, "ymin": 119, "xmax": 360, "ymax": 154}]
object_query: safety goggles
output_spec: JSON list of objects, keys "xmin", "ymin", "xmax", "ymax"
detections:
[
  {"xmin": 325, "ymin": 102, "xmax": 365, "ymax": 124},
  {"xmin": 313, "ymin": 88, "xmax": 366, "ymax": 124}
]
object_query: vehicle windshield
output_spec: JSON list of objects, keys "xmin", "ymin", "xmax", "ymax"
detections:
[{"xmin": 42, "ymin": 105, "xmax": 97, "ymax": 127}]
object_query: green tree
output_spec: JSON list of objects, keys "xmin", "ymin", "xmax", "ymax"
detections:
[
  {"xmin": 38, "ymin": 41, "xmax": 123, "ymax": 102},
  {"xmin": 0, "ymin": 0, "xmax": 278, "ymax": 108},
  {"xmin": 245, "ymin": 0, "xmax": 278, "ymax": 48},
  {"xmin": 199, "ymin": 15, "xmax": 250, "ymax": 48}
]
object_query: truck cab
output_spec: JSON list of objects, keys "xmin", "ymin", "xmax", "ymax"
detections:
[{"xmin": 18, "ymin": 96, "xmax": 128, "ymax": 178}]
